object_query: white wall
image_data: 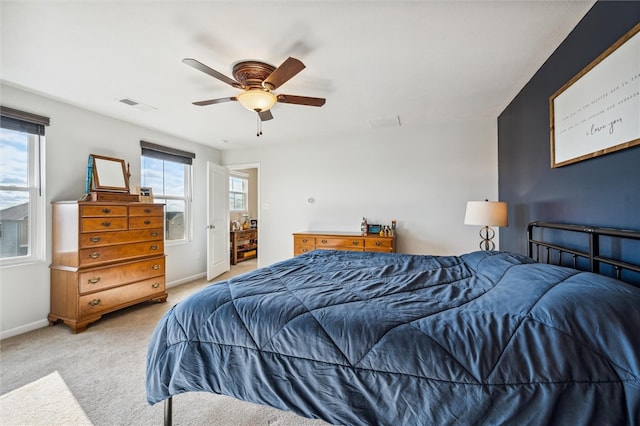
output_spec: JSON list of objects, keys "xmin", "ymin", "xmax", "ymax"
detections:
[
  {"xmin": 0, "ymin": 84, "xmax": 500, "ymax": 338},
  {"xmin": 0, "ymin": 84, "xmax": 222, "ymax": 338},
  {"xmin": 223, "ymin": 120, "xmax": 499, "ymax": 267}
]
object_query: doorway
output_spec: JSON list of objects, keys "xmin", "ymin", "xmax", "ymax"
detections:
[{"xmin": 227, "ymin": 163, "xmax": 260, "ymax": 269}]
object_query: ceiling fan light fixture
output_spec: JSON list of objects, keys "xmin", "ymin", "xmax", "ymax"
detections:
[{"xmin": 236, "ymin": 89, "xmax": 277, "ymax": 112}]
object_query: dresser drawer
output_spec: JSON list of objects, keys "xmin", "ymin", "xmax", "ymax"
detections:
[
  {"xmin": 129, "ymin": 205, "xmax": 164, "ymax": 217},
  {"xmin": 365, "ymin": 238, "xmax": 394, "ymax": 252},
  {"xmin": 79, "ymin": 256, "xmax": 165, "ymax": 294},
  {"xmin": 81, "ymin": 205, "xmax": 127, "ymax": 217},
  {"xmin": 316, "ymin": 237, "xmax": 365, "ymax": 249},
  {"xmin": 81, "ymin": 217, "xmax": 128, "ymax": 233},
  {"xmin": 295, "ymin": 246, "xmax": 315, "ymax": 255},
  {"xmin": 316, "ymin": 246, "xmax": 364, "ymax": 252},
  {"xmin": 80, "ymin": 241, "xmax": 164, "ymax": 266},
  {"xmin": 79, "ymin": 277, "xmax": 166, "ymax": 317},
  {"xmin": 80, "ymin": 228, "xmax": 163, "ymax": 248},
  {"xmin": 129, "ymin": 216, "xmax": 164, "ymax": 230},
  {"xmin": 294, "ymin": 235, "xmax": 315, "ymax": 246},
  {"xmin": 293, "ymin": 235, "xmax": 316, "ymax": 256}
]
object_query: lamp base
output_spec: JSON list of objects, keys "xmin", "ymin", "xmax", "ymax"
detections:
[{"xmin": 478, "ymin": 226, "xmax": 496, "ymax": 251}]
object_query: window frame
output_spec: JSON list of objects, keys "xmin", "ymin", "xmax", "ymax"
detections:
[
  {"xmin": 229, "ymin": 173, "xmax": 249, "ymax": 212},
  {"xmin": 0, "ymin": 106, "xmax": 48, "ymax": 267},
  {"xmin": 140, "ymin": 141, "xmax": 195, "ymax": 246}
]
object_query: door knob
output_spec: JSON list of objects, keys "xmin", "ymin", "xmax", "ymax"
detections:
[{"xmin": 205, "ymin": 224, "xmax": 216, "ymax": 229}]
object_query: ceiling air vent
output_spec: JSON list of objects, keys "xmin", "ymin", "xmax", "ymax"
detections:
[
  {"xmin": 119, "ymin": 98, "xmax": 139, "ymax": 106},
  {"xmin": 368, "ymin": 115, "xmax": 401, "ymax": 129},
  {"xmin": 117, "ymin": 97, "xmax": 157, "ymax": 112}
]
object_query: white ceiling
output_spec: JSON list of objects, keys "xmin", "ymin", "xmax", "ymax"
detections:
[{"xmin": 1, "ymin": 1, "xmax": 595, "ymax": 150}]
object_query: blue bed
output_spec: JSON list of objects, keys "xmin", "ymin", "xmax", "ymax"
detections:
[{"xmin": 147, "ymin": 241, "xmax": 640, "ymax": 425}]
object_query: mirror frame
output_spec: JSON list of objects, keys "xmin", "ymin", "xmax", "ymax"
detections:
[{"xmin": 91, "ymin": 154, "xmax": 130, "ymax": 192}]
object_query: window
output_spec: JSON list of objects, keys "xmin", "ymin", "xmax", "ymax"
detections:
[
  {"xmin": 0, "ymin": 106, "xmax": 49, "ymax": 264},
  {"xmin": 229, "ymin": 174, "xmax": 248, "ymax": 211},
  {"xmin": 140, "ymin": 141, "xmax": 194, "ymax": 243}
]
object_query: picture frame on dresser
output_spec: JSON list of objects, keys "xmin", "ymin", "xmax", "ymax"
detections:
[
  {"xmin": 367, "ymin": 224, "xmax": 381, "ymax": 234},
  {"xmin": 137, "ymin": 186, "xmax": 154, "ymax": 203}
]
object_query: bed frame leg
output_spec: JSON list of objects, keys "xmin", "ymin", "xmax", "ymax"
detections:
[{"xmin": 164, "ymin": 397, "xmax": 173, "ymax": 426}]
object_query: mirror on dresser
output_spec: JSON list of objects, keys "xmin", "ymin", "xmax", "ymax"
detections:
[
  {"xmin": 90, "ymin": 154, "xmax": 130, "ymax": 192},
  {"xmin": 87, "ymin": 154, "xmax": 139, "ymax": 202}
]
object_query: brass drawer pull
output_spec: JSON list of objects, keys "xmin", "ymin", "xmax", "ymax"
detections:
[
  {"xmin": 89, "ymin": 252, "xmax": 100, "ymax": 259},
  {"xmin": 101, "ymin": 221, "xmax": 111, "ymax": 227},
  {"xmin": 101, "ymin": 208, "xmax": 111, "ymax": 214},
  {"xmin": 144, "ymin": 220, "xmax": 151, "ymax": 225},
  {"xmin": 302, "ymin": 238, "xmax": 308, "ymax": 243},
  {"xmin": 302, "ymin": 248, "xmax": 308, "ymax": 252},
  {"xmin": 321, "ymin": 239, "xmax": 327, "ymax": 244},
  {"xmin": 375, "ymin": 241, "xmax": 382, "ymax": 246},
  {"xmin": 88, "ymin": 277, "xmax": 101, "ymax": 284},
  {"xmin": 152, "ymin": 282, "xmax": 160, "ymax": 289},
  {"xmin": 151, "ymin": 231, "xmax": 159, "ymax": 237},
  {"xmin": 352, "ymin": 240, "xmax": 360, "ymax": 246},
  {"xmin": 150, "ymin": 245, "xmax": 159, "ymax": 250},
  {"xmin": 90, "ymin": 236, "xmax": 102, "ymax": 243},
  {"xmin": 88, "ymin": 299, "xmax": 101, "ymax": 307},
  {"xmin": 152, "ymin": 264, "xmax": 161, "ymax": 270},
  {"xmin": 144, "ymin": 208, "xmax": 152, "ymax": 213}
]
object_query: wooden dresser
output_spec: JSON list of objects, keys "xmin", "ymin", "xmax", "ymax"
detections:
[
  {"xmin": 293, "ymin": 231, "xmax": 396, "ymax": 256},
  {"xmin": 49, "ymin": 201, "xmax": 167, "ymax": 333}
]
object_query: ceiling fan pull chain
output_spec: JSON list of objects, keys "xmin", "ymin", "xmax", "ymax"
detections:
[{"xmin": 256, "ymin": 112, "xmax": 263, "ymax": 137}]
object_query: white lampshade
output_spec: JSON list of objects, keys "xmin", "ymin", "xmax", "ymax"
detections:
[
  {"xmin": 236, "ymin": 89, "xmax": 277, "ymax": 112},
  {"xmin": 464, "ymin": 200, "xmax": 508, "ymax": 227}
]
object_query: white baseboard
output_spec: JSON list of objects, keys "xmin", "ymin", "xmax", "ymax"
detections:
[
  {"xmin": 166, "ymin": 272, "xmax": 207, "ymax": 289},
  {"xmin": 0, "ymin": 319, "xmax": 49, "ymax": 340},
  {"xmin": 1, "ymin": 274, "xmax": 206, "ymax": 340}
]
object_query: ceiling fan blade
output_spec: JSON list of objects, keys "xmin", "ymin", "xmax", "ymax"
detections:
[
  {"xmin": 182, "ymin": 58, "xmax": 242, "ymax": 88},
  {"xmin": 276, "ymin": 94, "xmax": 326, "ymax": 107},
  {"xmin": 192, "ymin": 97, "xmax": 237, "ymax": 106},
  {"xmin": 258, "ymin": 110, "xmax": 274, "ymax": 121},
  {"xmin": 263, "ymin": 57, "xmax": 305, "ymax": 90}
]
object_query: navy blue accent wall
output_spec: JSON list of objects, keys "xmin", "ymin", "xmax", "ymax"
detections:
[{"xmin": 498, "ymin": 2, "xmax": 640, "ymax": 258}]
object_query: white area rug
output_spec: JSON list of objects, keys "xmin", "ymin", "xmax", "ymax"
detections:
[{"xmin": 0, "ymin": 370, "xmax": 93, "ymax": 425}]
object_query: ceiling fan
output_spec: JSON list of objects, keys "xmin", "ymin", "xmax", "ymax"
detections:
[{"xmin": 183, "ymin": 56, "xmax": 326, "ymax": 134}]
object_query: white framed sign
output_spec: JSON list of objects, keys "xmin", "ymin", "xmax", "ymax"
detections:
[{"xmin": 550, "ymin": 23, "xmax": 640, "ymax": 168}]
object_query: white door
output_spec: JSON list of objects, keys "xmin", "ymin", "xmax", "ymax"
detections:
[{"xmin": 206, "ymin": 162, "xmax": 229, "ymax": 280}]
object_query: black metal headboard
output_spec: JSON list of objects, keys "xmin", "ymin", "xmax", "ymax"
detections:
[{"xmin": 527, "ymin": 221, "xmax": 640, "ymax": 286}]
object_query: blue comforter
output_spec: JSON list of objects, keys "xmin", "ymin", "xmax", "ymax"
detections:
[{"xmin": 146, "ymin": 250, "xmax": 640, "ymax": 425}]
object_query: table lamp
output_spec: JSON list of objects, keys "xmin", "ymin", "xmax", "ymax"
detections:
[{"xmin": 464, "ymin": 200, "xmax": 508, "ymax": 250}]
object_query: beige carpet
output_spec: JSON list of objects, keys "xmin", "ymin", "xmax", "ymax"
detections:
[
  {"xmin": 0, "ymin": 370, "xmax": 93, "ymax": 425},
  {"xmin": 0, "ymin": 260, "xmax": 331, "ymax": 425}
]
